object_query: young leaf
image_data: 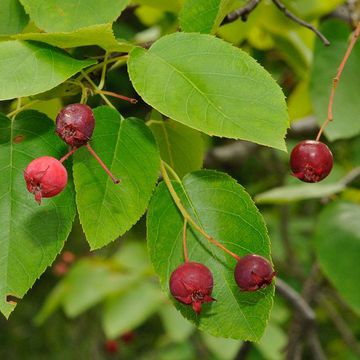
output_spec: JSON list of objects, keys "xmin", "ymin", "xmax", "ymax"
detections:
[
  {"xmin": 128, "ymin": 33, "xmax": 289, "ymax": 150},
  {"xmin": 73, "ymin": 107, "xmax": 160, "ymax": 250},
  {"xmin": 19, "ymin": 0, "xmax": 130, "ymax": 32},
  {"xmin": 0, "ymin": 41, "xmax": 95, "ymax": 100},
  {"xmin": 0, "ymin": 110, "xmax": 76, "ymax": 319},
  {"xmin": 147, "ymin": 170, "xmax": 274, "ymax": 341},
  {"xmin": 102, "ymin": 282, "xmax": 164, "ymax": 339},
  {"xmin": 148, "ymin": 119, "xmax": 204, "ymax": 178},
  {"xmin": 13, "ymin": 24, "xmax": 133, "ymax": 52},
  {"xmin": 180, "ymin": 0, "xmax": 236, "ymax": 34},
  {"xmin": 310, "ymin": 20, "xmax": 360, "ymax": 140},
  {"xmin": 314, "ymin": 201, "xmax": 360, "ymax": 315},
  {"xmin": 0, "ymin": 0, "xmax": 29, "ymax": 35}
]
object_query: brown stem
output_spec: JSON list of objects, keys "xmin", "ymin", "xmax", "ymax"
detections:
[
  {"xmin": 272, "ymin": 0, "xmax": 330, "ymax": 46},
  {"xmin": 96, "ymin": 90, "xmax": 138, "ymax": 104},
  {"xmin": 59, "ymin": 147, "xmax": 78, "ymax": 163},
  {"xmin": 183, "ymin": 219, "xmax": 189, "ymax": 262},
  {"xmin": 316, "ymin": 22, "xmax": 360, "ymax": 141},
  {"xmin": 85, "ymin": 143, "xmax": 120, "ymax": 184},
  {"xmin": 223, "ymin": 0, "xmax": 261, "ymax": 23}
]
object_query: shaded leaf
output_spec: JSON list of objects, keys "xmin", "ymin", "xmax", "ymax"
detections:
[
  {"xmin": 0, "ymin": 110, "xmax": 76, "ymax": 318},
  {"xmin": 73, "ymin": 107, "xmax": 160, "ymax": 249},
  {"xmin": 147, "ymin": 170, "xmax": 274, "ymax": 340},
  {"xmin": 0, "ymin": 0, "xmax": 29, "ymax": 35},
  {"xmin": 128, "ymin": 33, "xmax": 289, "ymax": 150}
]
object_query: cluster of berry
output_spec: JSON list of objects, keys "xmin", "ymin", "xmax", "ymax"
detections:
[{"xmin": 23, "ymin": 104, "xmax": 119, "ymax": 204}]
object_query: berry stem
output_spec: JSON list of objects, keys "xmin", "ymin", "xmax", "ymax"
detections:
[
  {"xmin": 98, "ymin": 51, "xmax": 109, "ymax": 91},
  {"xmin": 59, "ymin": 147, "xmax": 78, "ymax": 163},
  {"xmin": 85, "ymin": 143, "xmax": 120, "ymax": 184},
  {"xmin": 160, "ymin": 161, "xmax": 241, "ymax": 261},
  {"xmin": 316, "ymin": 22, "xmax": 360, "ymax": 141},
  {"xmin": 183, "ymin": 219, "xmax": 189, "ymax": 262},
  {"xmin": 96, "ymin": 90, "xmax": 138, "ymax": 104}
]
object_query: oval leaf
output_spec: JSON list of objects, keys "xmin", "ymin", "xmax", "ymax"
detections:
[
  {"xmin": 19, "ymin": 0, "xmax": 130, "ymax": 33},
  {"xmin": 147, "ymin": 170, "xmax": 274, "ymax": 340},
  {"xmin": 149, "ymin": 119, "xmax": 204, "ymax": 178},
  {"xmin": 0, "ymin": 110, "xmax": 76, "ymax": 319},
  {"xmin": 0, "ymin": 41, "xmax": 95, "ymax": 100},
  {"xmin": 314, "ymin": 201, "xmax": 360, "ymax": 315},
  {"xmin": 128, "ymin": 33, "xmax": 289, "ymax": 150},
  {"xmin": 73, "ymin": 107, "xmax": 160, "ymax": 250}
]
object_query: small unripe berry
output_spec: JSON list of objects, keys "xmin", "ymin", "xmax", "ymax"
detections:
[
  {"xmin": 169, "ymin": 262, "xmax": 215, "ymax": 314},
  {"xmin": 56, "ymin": 103, "xmax": 95, "ymax": 147},
  {"xmin": 234, "ymin": 254, "xmax": 275, "ymax": 291},
  {"xmin": 24, "ymin": 156, "xmax": 68, "ymax": 204},
  {"xmin": 290, "ymin": 140, "xmax": 333, "ymax": 183}
]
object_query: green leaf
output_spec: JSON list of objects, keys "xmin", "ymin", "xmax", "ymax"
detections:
[
  {"xmin": 13, "ymin": 24, "xmax": 134, "ymax": 52},
  {"xmin": 255, "ymin": 323, "xmax": 287, "ymax": 360},
  {"xmin": 255, "ymin": 183, "xmax": 345, "ymax": 204},
  {"xmin": 314, "ymin": 201, "xmax": 360, "ymax": 315},
  {"xmin": 0, "ymin": 0, "xmax": 29, "ymax": 35},
  {"xmin": 201, "ymin": 332, "xmax": 241, "ymax": 360},
  {"xmin": 149, "ymin": 119, "xmax": 203, "ymax": 178},
  {"xmin": 73, "ymin": 107, "xmax": 160, "ymax": 250},
  {"xmin": 310, "ymin": 20, "xmax": 360, "ymax": 141},
  {"xmin": 147, "ymin": 170, "xmax": 274, "ymax": 340},
  {"xmin": 103, "ymin": 281, "xmax": 164, "ymax": 339},
  {"xmin": 128, "ymin": 33, "xmax": 289, "ymax": 151},
  {"xmin": 19, "ymin": 0, "xmax": 130, "ymax": 32},
  {"xmin": 0, "ymin": 110, "xmax": 76, "ymax": 319},
  {"xmin": 180, "ymin": 0, "xmax": 236, "ymax": 34},
  {"xmin": 0, "ymin": 41, "xmax": 95, "ymax": 101},
  {"xmin": 131, "ymin": 0, "xmax": 183, "ymax": 13}
]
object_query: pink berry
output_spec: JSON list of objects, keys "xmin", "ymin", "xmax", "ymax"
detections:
[
  {"xmin": 234, "ymin": 254, "xmax": 275, "ymax": 292},
  {"xmin": 169, "ymin": 262, "xmax": 215, "ymax": 314},
  {"xmin": 24, "ymin": 156, "xmax": 68, "ymax": 204},
  {"xmin": 290, "ymin": 140, "xmax": 333, "ymax": 183},
  {"xmin": 56, "ymin": 103, "xmax": 95, "ymax": 147}
]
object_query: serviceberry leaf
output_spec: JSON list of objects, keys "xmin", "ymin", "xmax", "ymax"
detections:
[
  {"xmin": 148, "ymin": 119, "xmax": 204, "ymax": 178},
  {"xmin": 19, "ymin": 0, "xmax": 130, "ymax": 33},
  {"xmin": 310, "ymin": 20, "xmax": 360, "ymax": 140},
  {"xmin": 0, "ymin": 110, "xmax": 76, "ymax": 319},
  {"xmin": 147, "ymin": 170, "xmax": 274, "ymax": 341},
  {"xmin": 0, "ymin": 0, "xmax": 29, "ymax": 35},
  {"xmin": 0, "ymin": 41, "xmax": 95, "ymax": 101},
  {"xmin": 128, "ymin": 32, "xmax": 289, "ymax": 151},
  {"xmin": 73, "ymin": 106, "xmax": 160, "ymax": 250},
  {"xmin": 314, "ymin": 201, "xmax": 360, "ymax": 315}
]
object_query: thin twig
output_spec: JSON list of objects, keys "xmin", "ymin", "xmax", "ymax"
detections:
[
  {"xmin": 223, "ymin": 0, "xmax": 262, "ymax": 23},
  {"xmin": 96, "ymin": 90, "xmax": 138, "ymax": 104},
  {"xmin": 272, "ymin": 0, "xmax": 330, "ymax": 46},
  {"xmin": 316, "ymin": 22, "xmax": 360, "ymax": 140}
]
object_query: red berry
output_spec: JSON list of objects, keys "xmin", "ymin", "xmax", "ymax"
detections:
[
  {"xmin": 56, "ymin": 103, "xmax": 95, "ymax": 147},
  {"xmin": 104, "ymin": 340, "xmax": 119, "ymax": 354},
  {"xmin": 53, "ymin": 262, "xmax": 68, "ymax": 277},
  {"xmin": 24, "ymin": 156, "xmax": 68, "ymax": 204},
  {"xmin": 169, "ymin": 262, "xmax": 215, "ymax": 314},
  {"xmin": 290, "ymin": 140, "xmax": 333, "ymax": 183},
  {"xmin": 62, "ymin": 251, "xmax": 75, "ymax": 264},
  {"xmin": 234, "ymin": 254, "xmax": 275, "ymax": 291},
  {"xmin": 120, "ymin": 331, "xmax": 135, "ymax": 343}
]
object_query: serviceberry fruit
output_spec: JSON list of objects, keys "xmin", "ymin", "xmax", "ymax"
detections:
[
  {"xmin": 104, "ymin": 340, "xmax": 119, "ymax": 354},
  {"xmin": 24, "ymin": 156, "xmax": 68, "ymax": 204},
  {"xmin": 290, "ymin": 140, "xmax": 333, "ymax": 183},
  {"xmin": 169, "ymin": 262, "xmax": 215, "ymax": 314},
  {"xmin": 56, "ymin": 103, "xmax": 95, "ymax": 147},
  {"xmin": 234, "ymin": 254, "xmax": 275, "ymax": 291}
]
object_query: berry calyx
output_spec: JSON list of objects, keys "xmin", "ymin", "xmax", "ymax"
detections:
[
  {"xmin": 56, "ymin": 103, "xmax": 95, "ymax": 147},
  {"xmin": 234, "ymin": 254, "xmax": 275, "ymax": 291},
  {"xmin": 24, "ymin": 156, "xmax": 68, "ymax": 204},
  {"xmin": 169, "ymin": 262, "xmax": 215, "ymax": 314},
  {"xmin": 290, "ymin": 140, "xmax": 333, "ymax": 183}
]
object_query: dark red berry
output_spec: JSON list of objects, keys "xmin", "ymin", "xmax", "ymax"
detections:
[
  {"xmin": 120, "ymin": 331, "xmax": 135, "ymax": 343},
  {"xmin": 24, "ymin": 156, "xmax": 68, "ymax": 204},
  {"xmin": 169, "ymin": 262, "xmax": 215, "ymax": 314},
  {"xmin": 234, "ymin": 254, "xmax": 275, "ymax": 291},
  {"xmin": 290, "ymin": 140, "xmax": 333, "ymax": 183},
  {"xmin": 104, "ymin": 340, "xmax": 119, "ymax": 354},
  {"xmin": 56, "ymin": 103, "xmax": 95, "ymax": 147}
]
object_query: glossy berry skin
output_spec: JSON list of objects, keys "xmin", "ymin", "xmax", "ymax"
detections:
[
  {"xmin": 234, "ymin": 255, "xmax": 275, "ymax": 292},
  {"xmin": 169, "ymin": 262, "xmax": 215, "ymax": 314},
  {"xmin": 24, "ymin": 156, "xmax": 68, "ymax": 204},
  {"xmin": 290, "ymin": 140, "xmax": 333, "ymax": 183},
  {"xmin": 56, "ymin": 103, "xmax": 95, "ymax": 147}
]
